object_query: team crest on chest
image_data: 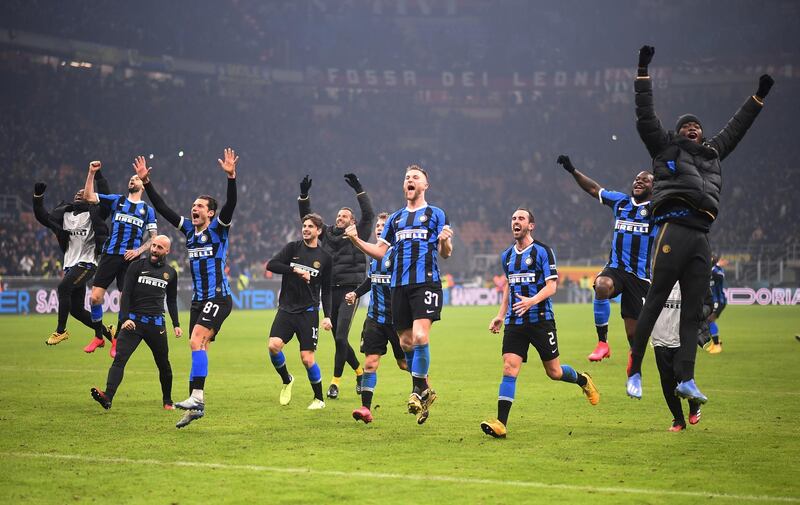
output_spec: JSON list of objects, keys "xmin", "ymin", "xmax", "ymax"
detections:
[
  {"xmin": 640, "ymin": 208, "xmax": 648, "ymax": 217},
  {"xmin": 313, "ymin": 261, "xmax": 321, "ymax": 269},
  {"xmin": 384, "ymin": 259, "xmax": 391, "ymax": 268},
  {"xmin": 419, "ymin": 215, "xmax": 427, "ymax": 223},
  {"xmin": 200, "ymin": 234, "xmax": 208, "ymax": 243},
  {"xmin": 138, "ymin": 207, "xmax": 146, "ymax": 215},
  {"xmin": 163, "ymin": 272, "xmax": 170, "ymax": 280},
  {"xmin": 525, "ymin": 256, "xmax": 533, "ymax": 266}
]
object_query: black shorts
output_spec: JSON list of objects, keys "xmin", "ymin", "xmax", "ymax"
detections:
[
  {"xmin": 189, "ymin": 296, "xmax": 233, "ymax": 341},
  {"xmin": 502, "ymin": 320, "xmax": 559, "ymax": 363},
  {"xmin": 270, "ymin": 310, "xmax": 319, "ymax": 352},
  {"xmin": 391, "ymin": 282, "xmax": 443, "ymax": 332},
  {"xmin": 93, "ymin": 254, "xmax": 130, "ymax": 291},
  {"xmin": 595, "ymin": 267, "xmax": 650, "ymax": 320},
  {"xmin": 360, "ymin": 317, "xmax": 404, "ymax": 359}
]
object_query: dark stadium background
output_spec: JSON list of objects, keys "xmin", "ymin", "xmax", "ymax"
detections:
[{"xmin": 1, "ymin": 0, "xmax": 798, "ymax": 302}]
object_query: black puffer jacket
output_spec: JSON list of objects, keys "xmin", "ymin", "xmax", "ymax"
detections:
[
  {"xmin": 635, "ymin": 77, "xmax": 763, "ymax": 228},
  {"xmin": 298, "ymin": 191, "xmax": 375, "ymax": 287},
  {"xmin": 32, "ymin": 170, "xmax": 111, "ymax": 257}
]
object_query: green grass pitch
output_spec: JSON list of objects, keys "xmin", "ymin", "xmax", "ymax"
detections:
[{"xmin": 1, "ymin": 304, "xmax": 798, "ymax": 504}]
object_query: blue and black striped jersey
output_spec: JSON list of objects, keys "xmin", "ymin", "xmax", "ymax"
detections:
[
  {"xmin": 379, "ymin": 205, "xmax": 448, "ymax": 288},
  {"xmin": 710, "ymin": 264, "xmax": 726, "ymax": 305},
  {"xmin": 366, "ymin": 247, "xmax": 394, "ymax": 324},
  {"xmin": 97, "ymin": 194, "xmax": 157, "ymax": 255},
  {"xmin": 502, "ymin": 240, "xmax": 558, "ymax": 325},
  {"xmin": 599, "ymin": 189, "xmax": 654, "ymax": 281},
  {"xmin": 179, "ymin": 216, "xmax": 231, "ymax": 301}
]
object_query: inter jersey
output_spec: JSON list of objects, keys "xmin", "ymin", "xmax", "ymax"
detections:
[
  {"xmin": 379, "ymin": 205, "xmax": 448, "ymax": 287},
  {"xmin": 179, "ymin": 216, "xmax": 231, "ymax": 301},
  {"xmin": 366, "ymin": 247, "xmax": 394, "ymax": 324},
  {"xmin": 710, "ymin": 264, "xmax": 726, "ymax": 305},
  {"xmin": 501, "ymin": 240, "xmax": 558, "ymax": 325},
  {"xmin": 598, "ymin": 189, "xmax": 654, "ymax": 281},
  {"xmin": 97, "ymin": 194, "xmax": 157, "ymax": 255}
]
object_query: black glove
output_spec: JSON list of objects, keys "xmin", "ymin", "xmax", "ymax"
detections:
[
  {"xmin": 638, "ymin": 45, "xmax": 655, "ymax": 75},
  {"xmin": 343, "ymin": 173, "xmax": 363, "ymax": 193},
  {"xmin": 556, "ymin": 155, "xmax": 576, "ymax": 174},
  {"xmin": 34, "ymin": 182, "xmax": 47, "ymax": 196},
  {"xmin": 300, "ymin": 175, "xmax": 312, "ymax": 197},
  {"xmin": 756, "ymin": 74, "xmax": 774, "ymax": 100}
]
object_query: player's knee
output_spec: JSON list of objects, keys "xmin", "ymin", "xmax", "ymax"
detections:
[
  {"xmin": 300, "ymin": 353, "xmax": 315, "ymax": 368},
  {"xmin": 267, "ymin": 340, "xmax": 282, "ymax": 354},
  {"xmin": 502, "ymin": 362, "xmax": 520, "ymax": 377},
  {"xmin": 90, "ymin": 292, "xmax": 104, "ymax": 305},
  {"xmin": 364, "ymin": 355, "xmax": 379, "ymax": 372},
  {"xmin": 594, "ymin": 279, "xmax": 613, "ymax": 299},
  {"xmin": 545, "ymin": 367, "xmax": 562, "ymax": 380},
  {"xmin": 412, "ymin": 330, "xmax": 429, "ymax": 346}
]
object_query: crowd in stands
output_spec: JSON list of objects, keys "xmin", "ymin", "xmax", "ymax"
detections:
[{"xmin": 1, "ymin": 10, "xmax": 798, "ymax": 281}]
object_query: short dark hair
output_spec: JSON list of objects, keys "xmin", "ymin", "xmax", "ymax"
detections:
[
  {"xmin": 197, "ymin": 195, "xmax": 218, "ymax": 212},
  {"xmin": 516, "ymin": 207, "xmax": 535, "ymax": 223},
  {"xmin": 302, "ymin": 213, "xmax": 324, "ymax": 229},
  {"xmin": 377, "ymin": 212, "xmax": 390, "ymax": 221},
  {"xmin": 406, "ymin": 164, "xmax": 428, "ymax": 181}
]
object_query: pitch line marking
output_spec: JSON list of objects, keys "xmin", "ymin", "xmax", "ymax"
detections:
[{"xmin": 3, "ymin": 451, "xmax": 799, "ymax": 503}]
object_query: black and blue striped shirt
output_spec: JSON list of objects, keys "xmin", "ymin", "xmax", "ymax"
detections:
[
  {"xmin": 366, "ymin": 247, "xmax": 394, "ymax": 324},
  {"xmin": 502, "ymin": 240, "xmax": 558, "ymax": 325},
  {"xmin": 179, "ymin": 216, "xmax": 231, "ymax": 301},
  {"xmin": 710, "ymin": 264, "xmax": 726, "ymax": 305},
  {"xmin": 599, "ymin": 189, "xmax": 654, "ymax": 281},
  {"xmin": 97, "ymin": 194, "xmax": 157, "ymax": 255},
  {"xmin": 379, "ymin": 205, "xmax": 448, "ymax": 287}
]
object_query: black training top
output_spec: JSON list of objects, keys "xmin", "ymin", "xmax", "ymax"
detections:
[
  {"xmin": 267, "ymin": 240, "xmax": 332, "ymax": 316},
  {"xmin": 119, "ymin": 257, "xmax": 180, "ymax": 327}
]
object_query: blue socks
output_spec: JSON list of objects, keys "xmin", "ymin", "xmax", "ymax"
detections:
[
  {"xmin": 270, "ymin": 351, "xmax": 286, "ymax": 368},
  {"xmin": 709, "ymin": 322, "xmax": 719, "ymax": 336},
  {"xmin": 191, "ymin": 350, "xmax": 208, "ymax": 379},
  {"xmin": 91, "ymin": 304, "xmax": 103, "ymax": 323},
  {"xmin": 362, "ymin": 371, "xmax": 377, "ymax": 392},
  {"xmin": 499, "ymin": 375, "xmax": 517, "ymax": 401},
  {"xmin": 560, "ymin": 365, "xmax": 578, "ymax": 383},
  {"xmin": 306, "ymin": 362, "xmax": 321, "ymax": 384},
  {"xmin": 404, "ymin": 348, "xmax": 415, "ymax": 371},
  {"xmin": 411, "ymin": 344, "xmax": 430, "ymax": 378},
  {"xmin": 594, "ymin": 298, "xmax": 611, "ymax": 342}
]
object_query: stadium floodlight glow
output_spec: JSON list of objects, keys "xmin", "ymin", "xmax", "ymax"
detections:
[
  {"xmin": 178, "ymin": 150, "xmax": 184, "ymax": 157},
  {"xmin": 149, "ymin": 154, "xmax": 154, "ymax": 160}
]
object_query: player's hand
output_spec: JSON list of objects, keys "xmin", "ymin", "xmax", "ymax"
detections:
[
  {"xmin": 121, "ymin": 319, "xmax": 135, "ymax": 331},
  {"xmin": 439, "ymin": 225, "xmax": 453, "ymax": 242},
  {"xmin": 300, "ymin": 174, "xmax": 312, "ymax": 197},
  {"xmin": 345, "ymin": 292, "xmax": 357, "ymax": 305},
  {"xmin": 512, "ymin": 294, "xmax": 535, "ymax": 316},
  {"xmin": 174, "ymin": 327, "xmax": 183, "ymax": 338},
  {"xmin": 321, "ymin": 318, "xmax": 333, "ymax": 331},
  {"xmin": 638, "ymin": 45, "xmax": 655, "ymax": 68},
  {"xmin": 343, "ymin": 173, "xmax": 363, "ymax": 193},
  {"xmin": 489, "ymin": 316, "xmax": 503, "ymax": 334},
  {"xmin": 344, "ymin": 224, "xmax": 358, "ymax": 239},
  {"xmin": 88, "ymin": 161, "xmax": 102, "ymax": 173},
  {"xmin": 123, "ymin": 249, "xmax": 139, "ymax": 261},
  {"xmin": 756, "ymin": 74, "xmax": 774, "ymax": 100},
  {"xmin": 132, "ymin": 155, "xmax": 152, "ymax": 183},
  {"xmin": 293, "ymin": 267, "xmax": 311, "ymax": 283},
  {"xmin": 556, "ymin": 155, "xmax": 576, "ymax": 174},
  {"xmin": 34, "ymin": 182, "xmax": 47, "ymax": 196},
  {"xmin": 218, "ymin": 147, "xmax": 238, "ymax": 178}
]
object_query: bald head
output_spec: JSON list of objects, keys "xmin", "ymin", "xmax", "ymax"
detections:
[{"xmin": 149, "ymin": 235, "xmax": 171, "ymax": 264}]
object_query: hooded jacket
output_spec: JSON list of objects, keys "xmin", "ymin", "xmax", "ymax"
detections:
[
  {"xmin": 298, "ymin": 191, "xmax": 375, "ymax": 287},
  {"xmin": 635, "ymin": 77, "xmax": 763, "ymax": 231}
]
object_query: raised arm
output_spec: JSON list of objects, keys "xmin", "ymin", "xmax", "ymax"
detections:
[
  {"xmin": 83, "ymin": 161, "xmax": 102, "ymax": 203},
  {"xmin": 634, "ymin": 46, "xmax": 670, "ymax": 158},
  {"xmin": 134, "ymin": 156, "xmax": 183, "ymax": 229},
  {"xmin": 345, "ymin": 173, "xmax": 375, "ymax": 240},
  {"xmin": 217, "ymin": 148, "xmax": 238, "ymax": 225},
  {"xmin": 32, "ymin": 182, "xmax": 60, "ymax": 232},
  {"xmin": 557, "ymin": 155, "xmax": 602, "ymax": 200},
  {"xmin": 344, "ymin": 224, "xmax": 389, "ymax": 261},
  {"xmin": 707, "ymin": 75, "xmax": 772, "ymax": 161},
  {"xmin": 298, "ymin": 175, "xmax": 312, "ymax": 220}
]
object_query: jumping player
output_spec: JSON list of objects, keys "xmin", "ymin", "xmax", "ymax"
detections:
[
  {"xmin": 83, "ymin": 160, "xmax": 158, "ymax": 358},
  {"xmin": 134, "ymin": 149, "xmax": 238, "ymax": 428},
  {"xmin": 266, "ymin": 213, "xmax": 333, "ymax": 410},
  {"xmin": 481, "ymin": 208, "xmax": 599, "ymax": 439},
  {"xmin": 557, "ymin": 155, "xmax": 654, "ymax": 362},
  {"xmin": 346, "ymin": 164, "xmax": 452, "ymax": 425}
]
